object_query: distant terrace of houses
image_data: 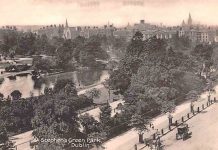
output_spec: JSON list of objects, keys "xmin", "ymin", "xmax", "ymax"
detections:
[{"xmin": 1, "ymin": 14, "xmax": 218, "ymax": 44}]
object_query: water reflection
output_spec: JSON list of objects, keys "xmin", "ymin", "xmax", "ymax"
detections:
[
  {"xmin": 0, "ymin": 69, "xmax": 108, "ymax": 98},
  {"xmin": 0, "ymin": 75, "xmax": 45, "ymax": 98}
]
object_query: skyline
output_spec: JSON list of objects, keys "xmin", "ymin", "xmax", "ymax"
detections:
[{"xmin": 1, "ymin": 0, "xmax": 218, "ymax": 27}]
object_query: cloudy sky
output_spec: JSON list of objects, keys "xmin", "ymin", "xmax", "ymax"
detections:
[{"xmin": 1, "ymin": 0, "xmax": 218, "ymax": 27}]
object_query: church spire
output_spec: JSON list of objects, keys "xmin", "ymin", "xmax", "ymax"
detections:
[
  {"xmin": 182, "ymin": 20, "xmax": 185, "ymax": 26},
  {"xmin": 188, "ymin": 13, "xmax": 192, "ymax": 26},
  {"xmin": 65, "ymin": 19, "xmax": 69, "ymax": 28}
]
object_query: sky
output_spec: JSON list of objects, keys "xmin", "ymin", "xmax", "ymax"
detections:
[{"xmin": 1, "ymin": 0, "xmax": 218, "ymax": 27}]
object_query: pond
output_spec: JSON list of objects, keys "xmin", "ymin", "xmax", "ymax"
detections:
[{"xmin": 0, "ymin": 69, "xmax": 109, "ymax": 99}]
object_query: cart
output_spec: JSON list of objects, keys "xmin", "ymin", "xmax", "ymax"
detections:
[{"xmin": 176, "ymin": 123, "xmax": 192, "ymax": 140}]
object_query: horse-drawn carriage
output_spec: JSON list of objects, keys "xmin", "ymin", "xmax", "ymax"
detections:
[
  {"xmin": 176, "ymin": 123, "xmax": 192, "ymax": 140},
  {"xmin": 144, "ymin": 134, "xmax": 163, "ymax": 150}
]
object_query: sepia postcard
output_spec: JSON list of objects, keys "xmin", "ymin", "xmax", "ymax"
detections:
[{"xmin": 0, "ymin": 0, "xmax": 218, "ymax": 150}]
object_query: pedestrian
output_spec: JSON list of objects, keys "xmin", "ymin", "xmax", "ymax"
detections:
[
  {"xmin": 134, "ymin": 144, "xmax": 137, "ymax": 150},
  {"xmin": 152, "ymin": 124, "xmax": 154, "ymax": 130},
  {"xmin": 156, "ymin": 129, "xmax": 161, "ymax": 140}
]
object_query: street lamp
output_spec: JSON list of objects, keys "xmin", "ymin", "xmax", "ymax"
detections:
[
  {"xmin": 168, "ymin": 113, "xmax": 173, "ymax": 126},
  {"xmin": 190, "ymin": 101, "xmax": 194, "ymax": 113}
]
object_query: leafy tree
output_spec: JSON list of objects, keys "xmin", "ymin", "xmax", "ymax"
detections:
[
  {"xmin": 79, "ymin": 36, "xmax": 109, "ymax": 67},
  {"xmin": 10, "ymin": 90, "xmax": 22, "ymax": 100},
  {"xmin": 185, "ymin": 90, "xmax": 199, "ymax": 102},
  {"xmin": 0, "ymin": 99, "xmax": 34, "ymax": 134},
  {"xmin": 32, "ymin": 90, "xmax": 80, "ymax": 149},
  {"xmin": 0, "ymin": 124, "xmax": 9, "ymax": 144},
  {"xmin": 53, "ymin": 78, "xmax": 77, "ymax": 95},
  {"xmin": 55, "ymin": 39, "xmax": 76, "ymax": 70},
  {"xmin": 191, "ymin": 44, "xmax": 213, "ymax": 77},
  {"xmin": 88, "ymin": 132, "xmax": 107, "ymax": 150},
  {"xmin": 80, "ymin": 113, "xmax": 103, "ymax": 134},
  {"xmin": 99, "ymin": 104, "xmax": 112, "ymax": 127},
  {"xmin": 109, "ymin": 32, "xmax": 145, "ymax": 95},
  {"xmin": 126, "ymin": 31, "xmax": 144, "ymax": 57},
  {"xmin": 33, "ymin": 57, "xmax": 56, "ymax": 73},
  {"xmin": 0, "ymin": 123, "xmax": 13, "ymax": 150},
  {"xmin": 0, "ymin": 93, "xmax": 4, "ymax": 100},
  {"xmin": 129, "ymin": 113, "xmax": 150, "ymax": 143},
  {"xmin": 87, "ymin": 88, "xmax": 101, "ymax": 99}
]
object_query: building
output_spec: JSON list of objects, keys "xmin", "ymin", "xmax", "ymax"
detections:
[
  {"xmin": 63, "ymin": 19, "xmax": 71, "ymax": 39},
  {"xmin": 36, "ymin": 24, "xmax": 64, "ymax": 39},
  {"xmin": 178, "ymin": 13, "xmax": 216, "ymax": 44}
]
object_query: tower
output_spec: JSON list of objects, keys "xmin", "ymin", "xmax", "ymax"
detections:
[
  {"xmin": 63, "ymin": 18, "xmax": 71, "ymax": 39},
  {"xmin": 182, "ymin": 20, "xmax": 185, "ymax": 27},
  {"xmin": 188, "ymin": 13, "xmax": 192, "ymax": 26},
  {"xmin": 65, "ymin": 19, "xmax": 69, "ymax": 28}
]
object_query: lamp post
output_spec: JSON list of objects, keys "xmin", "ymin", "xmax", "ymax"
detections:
[
  {"xmin": 208, "ymin": 89, "xmax": 211, "ymax": 103},
  {"xmin": 168, "ymin": 113, "xmax": 173, "ymax": 126},
  {"xmin": 190, "ymin": 101, "xmax": 194, "ymax": 113}
]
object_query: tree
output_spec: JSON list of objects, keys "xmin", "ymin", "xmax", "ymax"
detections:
[
  {"xmin": 33, "ymin": 57, "xmax": 56, "ymax": 73},
  {"xmin": 0, "ymin": 123, "xmax": 13, "ymax": 150},
  {"xmin": 31, "ymin": 78, "xmax": 83, "ymax": 149},
  {"xmin": 32, "ymin": 91, "xmax": 80, "ymax": 149},
  {"xmin": 10, "ymin": 90, "xmax": 22, "ymax": 100},
  {"xmin": 87, "ymin": 88, "xmax": 101, "ymax": 99},
  {"xmin": 53, "ymin": 78, "xmax": 77, "ymax": 95},
  {"xmin": 191, "ymin": 44, "xmax": 213, "ymax": 77},
  {"xmin": 0, "ymin": 93, "xmax": 4, "ymax": 100},
  {"xmin": 79, "ymin": 36, "xmax": 109, "ymax": 67},
  {"xmin": 0, "ymin": 124, "xmax": 8, "ymax": 144},
  {"xmin": 80, "ymin": 113, "xmax": 102, "ymax": 134},
  {"xmin": 126, "ymin": 31, "xmax": 144, "ymax": 57},
  {"xmin": 185, "ymin": 90, "xmax": 199, "ymax": 102},
  {"xmin": 88, "ymin": 132, "xmax": 107, "ymax": 150},
  {"xmin": 109, "ymin": 32, "xmax": 145, "ymax": 95},
  {"xmin": 99, "ymin": 104, "xmax": 112, "ymax": 127},
  {"xmin": 129, "ymin": 113, "xmax": 150, "ymax": 143},
  {"xmin": 56, "ymin": 40, "xmax": 74, "ymax": 70}
]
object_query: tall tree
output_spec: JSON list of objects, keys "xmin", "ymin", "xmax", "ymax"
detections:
[
  {"xmin": 99, "ymin": 104, "xmax": 112, "ymax": 128},
  {"xmin": 129, "ymin": 113, "xmax": 150, "ymax": 143}
]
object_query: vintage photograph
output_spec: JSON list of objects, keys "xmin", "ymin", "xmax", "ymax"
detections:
[{"xmin": 0, "ymin": 0, "xmax": 218, "ymax": 150}]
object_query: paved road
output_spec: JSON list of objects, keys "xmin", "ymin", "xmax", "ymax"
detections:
[{"xmin": 161, "ymin": 102, "xmax": 218, "ymax": 150}]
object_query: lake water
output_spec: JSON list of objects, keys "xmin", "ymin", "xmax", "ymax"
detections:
[{"xmin": 0, "ymin": 69, "xmax": 109, "ymax": 99}]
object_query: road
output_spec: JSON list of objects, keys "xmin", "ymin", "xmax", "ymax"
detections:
[
  {"xmin": 102, "ymin": 87, "xmax": 216, "ymax": 150},
  {"xmin": 161, "ymin": 102, "xmax": 218, "ymax": 150}
]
